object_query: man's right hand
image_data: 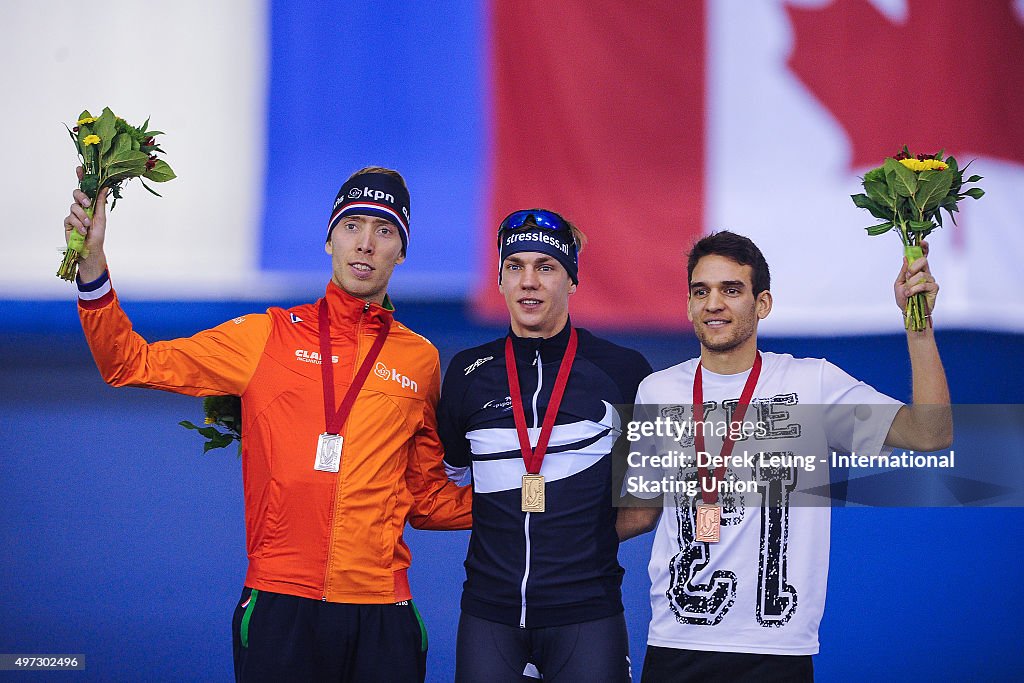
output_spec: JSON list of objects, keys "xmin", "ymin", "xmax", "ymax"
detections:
[{"xmin": 64, "ymin": 166, "xmax": 109, "ymax": 282}]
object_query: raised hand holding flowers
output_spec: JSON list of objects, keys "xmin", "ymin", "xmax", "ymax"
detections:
[
  {"xmin": 58, "ymin": 107, "xmax": 176, "ymax": 280},
  {"xmin": 851, "ymin": 146, "xmax": 984, "ymax": 331}
]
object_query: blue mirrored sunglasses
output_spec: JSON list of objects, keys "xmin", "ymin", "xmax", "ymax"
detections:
[{"xmin": 498, "ymin": 210, "xmax": 571, "ymax": 235}]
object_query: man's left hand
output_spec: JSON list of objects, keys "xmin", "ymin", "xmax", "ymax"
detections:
[{"xmin": 894, "ymin": 240, "xmax": 939, "ymax": 316}]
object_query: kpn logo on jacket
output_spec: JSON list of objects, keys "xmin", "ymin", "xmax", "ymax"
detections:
[{"xmin": 374, "ymin": 362, "xmax": 419, "ymax": 393}]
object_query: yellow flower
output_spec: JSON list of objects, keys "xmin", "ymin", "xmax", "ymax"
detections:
[
  {"xmin": 82, "ymin": 134, "xmax": 101, "ymax": 146},
  {"xmin": 204, "ymin": 417, "xmax": 216, "ymax": 424},
  {"xmin": 77, "ymin": 116, "xmax": 97, "ymax": 125},
  {"xmin": 899, "ymin": 158, "xmax": 948, "ymax": 172}
]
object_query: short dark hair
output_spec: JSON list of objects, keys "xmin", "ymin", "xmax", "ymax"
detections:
[{"xmin": 686, "ymin": 231, "xmax": 770, "ymax": 296}]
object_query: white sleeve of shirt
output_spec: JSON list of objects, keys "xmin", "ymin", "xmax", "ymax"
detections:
[
  {"xmin": 819, "ymin": 360, "xmax": 903, "ymax": 457},
  {"xmin": 444, "ymin": 462, "xmax": 472, "ymax": 487}
]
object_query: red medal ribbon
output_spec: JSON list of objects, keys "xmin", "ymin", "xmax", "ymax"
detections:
[
  {"xmin": 505, "ymin": 327, "xmax": 578, "ymax": 475},
  {"xmin": 318, "ymin": 298, "xmax": 392, "ymax": 436},
  {"xmin": 693, "ymin": 352, "xmax": 762, "ymax": 505}
]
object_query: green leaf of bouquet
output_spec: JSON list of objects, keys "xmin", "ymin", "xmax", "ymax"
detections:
[
  {"xmin": 78, "ymin": 110, "xmax": 93, "ymax": 122},
  {"xmin": 864, "ymin": 179, "xmax": 893, "ymax": 205},
  {"xmin": 140, "ymin": 178, "xmax": 163, "ymax": 197},
  {"xmin": 851, "ymin": 193, "xmax": 891, "ymax": 220},
  {"xmin": 865, "ymin": 221, "xmax": 894, "ymax": 236},
  {"xmin": 94, "ymin": 108, "xmax": 118, "ymax": 157},
  {"xmin": 179, "ymin": 420, "xmax": 200, "ymax": 430},
  {"xmin": 79, "ymin": 173, "xmax": 99, "ymax": 198},
  {"xmin": 144, "ymin": 159, "xmax": 176, "ymax": 182},
  {"xmin": 964, "ymin": 188, "xmax": 985, "ymax": 199},
  {"xmin": 966, "ymin": 175, "xmax": 983, "ymax": 183},
  {"xmin": 103, "ymin": 170, "xmax": 142, "ymax": 186},
  {"xmin": 884, "ymin": 157, "xmax": 918, "ymax": 197},
  {"xmin": 65, "ymin": 123, "xmax": 84, "ymax": 156},
  {"xmin": 941, "ymin": 200, "xmax": 960, "ymax": 226},
  {"xmin": 908, "ymin": 220, "xmax": 934, "ymax": 233},
  {"xmin": 863, "ymin": 166, "xmax": 886, "ymax": 184},
  {"xmin": 103, "ymin": 168, "xmax": 147, "ymax": 186},
  {"xmin": 106, "ymin": 150, "xmax": 149, "ymax": 176},
  {"xmin": 109, "ymin": 147, "xmax": 148, "ymax": 163},
  {"xmin": 204, "ymin": 432, "xmax": 236, "ymax": 452},
  {"xmin": 109, "ymin": 148, "xmax": 147, "ymax": 165},
  {"xmin": 104, "ymin": 133, "xmax": 132, "ymax": 164},
  {"xmin": 196, "ymin": 426, "xmax": 221, "ymax": 439},
  {"xmin": 916, "ymin": 168, "xmax": 955, "ymax": 212}
]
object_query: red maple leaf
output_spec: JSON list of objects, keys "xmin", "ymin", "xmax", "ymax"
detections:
[{"xmin": 786, "ymin": 0, "xmax": 1024, "ymax": 170}]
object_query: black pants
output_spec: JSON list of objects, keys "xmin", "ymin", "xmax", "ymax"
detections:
[
  {"xmin": 455, "ymin": 611, "xmax": 631, "ymax": 683},
  {"xmin": 641, "ymin": 645, "xmax": 813, "ymax": 683},
  {"xmin": 231, "ymin": 587, "xmax": 428, "ymax": 682}
]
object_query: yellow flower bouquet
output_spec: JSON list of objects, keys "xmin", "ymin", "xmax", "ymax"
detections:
[
  {"xmin": 851, "ymin": 146, "xmax": 984, "ymax": 331},
  {"xmin": 58, "ymin": 107, "xmax": 176, "ymax": 280}
]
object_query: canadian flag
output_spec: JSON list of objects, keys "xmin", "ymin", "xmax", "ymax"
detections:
[{"xmin": 475, "ymin": 0, "xmax": 1024, "ymax": 333}]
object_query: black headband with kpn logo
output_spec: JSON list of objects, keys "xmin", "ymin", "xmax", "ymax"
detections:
[
  {"xmin": 326, "ymin": 173, "xmax": 411, "ymax": 252},
  {"xmin": 497, "ymin": 210, "xmax": 579, "ymax": 284}
]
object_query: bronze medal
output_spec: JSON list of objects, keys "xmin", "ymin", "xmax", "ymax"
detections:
[{"xmin": 695, "ymin": 503, "xmax": 722, "ymax": 543}]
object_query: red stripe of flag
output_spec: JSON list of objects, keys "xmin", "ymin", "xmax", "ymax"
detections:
[{"xmin": 475, "ymin": 0, "xmax": 705, "ymax": 329}]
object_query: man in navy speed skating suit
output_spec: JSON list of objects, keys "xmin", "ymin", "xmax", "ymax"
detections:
[{"xmin": 438, "ymin": 209, "xmax": 652, "ymax": 682}]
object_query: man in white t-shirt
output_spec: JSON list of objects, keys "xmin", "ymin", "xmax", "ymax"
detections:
[{"xmin": 617, "ymin": 231, "xmax": 951, "ymax": 682}]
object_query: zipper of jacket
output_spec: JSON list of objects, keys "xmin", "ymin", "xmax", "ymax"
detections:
[
  {"xmin": 519, "ymin": 348, "xmax": 543, "ymax": 627},
  {"xmin": 322, "ymin": 301, "xmax": 371, "ymax": 600}
]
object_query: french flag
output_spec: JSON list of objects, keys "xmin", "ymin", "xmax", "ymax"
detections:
[{"xmin": 20, "ymin": 0, "xmax": 1023, "ymax": 335}]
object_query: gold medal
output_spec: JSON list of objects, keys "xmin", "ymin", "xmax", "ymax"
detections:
[
  {"xmin": 522, "ymin": 474, "xmax": 545, "ymax": 512},
  {"xmin": 695, "ymin": 503, "xmax": 721, "ymax": 543}
]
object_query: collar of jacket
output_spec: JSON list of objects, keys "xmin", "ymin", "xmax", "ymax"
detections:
[
  {"xmin": 324, "ymin": 280, "xmax": 395, "ymax": 330},
  {"xmin": 507, "ymin": 318, "xmax": 573, "ymax": 365}
]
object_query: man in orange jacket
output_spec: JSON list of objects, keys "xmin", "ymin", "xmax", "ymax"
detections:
[{"xmin": 62, "ymin": 166, "xmax": 472, "ymax": 682}]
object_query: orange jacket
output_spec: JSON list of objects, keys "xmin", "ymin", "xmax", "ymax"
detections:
[{"xmin": 79, "ymin": 278, "xmax": 471, "ymax": 603}]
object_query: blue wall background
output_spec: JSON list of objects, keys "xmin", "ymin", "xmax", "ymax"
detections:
[
  {"xmin": 260, "ymin": 1, "xmax": 486, "ymax": 296},
  {"xmin": 1, "ymin": 307, "xmax": 1022, "ymax": 680}
]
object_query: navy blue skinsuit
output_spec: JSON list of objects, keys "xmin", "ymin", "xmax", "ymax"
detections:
[{"xmin": 439, "ymin": 322, "xmax": 651, "ymax": 681}]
